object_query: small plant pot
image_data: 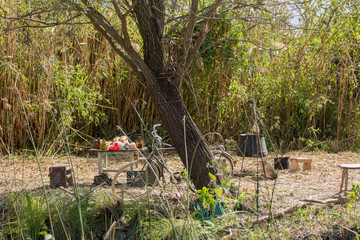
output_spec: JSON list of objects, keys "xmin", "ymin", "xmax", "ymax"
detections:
[{"xmin": 274, "ymin": 157, "xmax": 290, "ymax": 170}]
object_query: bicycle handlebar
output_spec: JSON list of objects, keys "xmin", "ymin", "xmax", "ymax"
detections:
[
  {"xmin": 152, "ymin": 124, "xmax": 173, "ymax": 148},
  {"xmin": 151, "ymin": 124, "xmax": 161, "ymax": 140},
  {"xmin": 152, "ymin": 124, "xmax": 162, "ymax": 136}
]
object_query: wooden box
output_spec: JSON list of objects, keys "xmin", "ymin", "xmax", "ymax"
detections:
[{"xmin": 49, "ymin": 164, "xmax": 73, "ymax": 187}]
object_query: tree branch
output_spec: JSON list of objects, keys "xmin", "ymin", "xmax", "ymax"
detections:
[
  {"xmin": 184, "ymin": 0, "xmax": 222, "ymax": 70},
  {"xmin": 133, "ymin": 0, "xmax": 165, "ymax": 75},
  {"xmin": 57, "ymin": 0, "xmax": 145, "ymax": 80},
  {"xmin": 110, "ymin": 0, "xmax": 131, "ymax": 44},
  {"xmin": 1, "ymin": 13, "xmax": 86, "ymax": 31},
  {"xmin": 92, "ymin": 20, "xmax": 144, "ymax": 79},
  {"xmin": 178, "ymin": 0, "xmax": 199, "ymax": 70}
]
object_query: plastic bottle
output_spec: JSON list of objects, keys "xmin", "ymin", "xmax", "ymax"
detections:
[
  {"xmin": 101, "ymin": 139, "xmax": 106, "ymax": 150},
  {"xmin": 136, "ymin": 136, "xmax": 143, "ymax": 149},
  {"xmin": 96, "ymin": 138, "xmax": 101, "ymax": 149}
]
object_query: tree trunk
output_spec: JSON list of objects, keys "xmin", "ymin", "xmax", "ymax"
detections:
[
  {"xmin": 132, "ymin": 0, "xmax": 219, "ymax": 189},
  {"xmin": 148, "ymin": 73, "xmax": 218, "ymax": 189}
]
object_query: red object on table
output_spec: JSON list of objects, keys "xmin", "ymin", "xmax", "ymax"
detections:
[{"xmin": 109, "ymin": 142, "xmax": 120, "ymax": 151}]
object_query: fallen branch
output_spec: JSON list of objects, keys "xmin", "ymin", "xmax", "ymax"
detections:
[
  {"xmin": 225, "ymin": 194, "xmax": 350, "ymax": 229},
  {"xmin": 302, "ymin": 195, "xmax": 348, "ymax": 205},
  {"xmin": 103, "ymin": 221, "xmax": 118, "ymax": 240},
  {"xmin": 65, "ymin": 124, "xmax": 94, "ymax": 143},
  {"xmin": 249, "ymin": 202, "xmax": 311, "ymax": 225},
  {"xmin": 59, "ymin": 186, "xmax": 76, "ymax": 196},
  {"xmin": 225, "ymin": 202, "xmax": 311, "ymax": 229}
]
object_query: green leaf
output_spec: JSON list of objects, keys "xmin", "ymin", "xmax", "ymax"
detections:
[
  {"xmin": 209, "ymin": 172, "xmax": 216, "ymax": 181},
  {"xmin": 214, "ymin": 188, "xmax": 223, "ymax": 198}
]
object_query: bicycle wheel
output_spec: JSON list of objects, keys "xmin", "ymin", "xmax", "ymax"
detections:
[
  {"xmin": 211, "ymin": 150, "xmax": 234, "ymax": 179},
  {"xmin": 111, "ymin": 159, "xmax": 161, "ymax": 201}
]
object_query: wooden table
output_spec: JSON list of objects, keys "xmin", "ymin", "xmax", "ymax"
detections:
[
  {"xmin": 339, "ymin": 164, "xmax": 360, "ymax": 193},
  {"xmin": 88, "ymin": 149, "xmax": 139, "ymax": 174}
]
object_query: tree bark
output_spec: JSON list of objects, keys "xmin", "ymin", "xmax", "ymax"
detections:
[
  {"xmin": 131, "ymin": 0, "xmax": 219, "ymax": 189},
  {"xmin": 149, "ymin": 73, "xmax": 218, "ymax": 189}
]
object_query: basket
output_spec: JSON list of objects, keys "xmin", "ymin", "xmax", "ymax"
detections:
[{"xmin": 193, "ymin": 201, "xmax": 224, "ymax": 220}]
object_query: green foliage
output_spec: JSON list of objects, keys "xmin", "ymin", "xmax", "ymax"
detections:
[
  {"xmin": 52, "ymin": 62, "xmax": 108, "ymax": 127},
  {"xmin": 348, "ymin": 184, "xmax": 360, "ymax": 205},
  {"xmin": 181, "ymin": 0, "xmax": 360, "ymax": 150},
  {"xmin": 50, "ymin": 191, "xmax": 99, "ymax": 240},
  {"xmin": 2, "ymin": 190, "xmax": 118, "ymax": 240},
  {"xmin": 197, "ymin": 187, "xmax": 216, "ymax": 209},
  {"xmin": 142, "ymin": 214, "xmax": 200, "ymax": 239},
  {"xmin": 5, "ymin": 192, "xmax": 49, "ymax": 239}
]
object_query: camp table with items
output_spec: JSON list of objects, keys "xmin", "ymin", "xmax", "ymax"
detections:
[{"xmin": 88, "ymin": 149, "xmax": 139, "ymax": 174}]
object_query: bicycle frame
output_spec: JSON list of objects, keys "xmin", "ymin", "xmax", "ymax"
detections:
[{"xmin": 111, "ymin": 124, "xmax": 234, "ymax": 201}]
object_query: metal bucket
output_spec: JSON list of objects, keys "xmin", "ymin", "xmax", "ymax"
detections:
[{"xmin": 236, "ymin": 134, "xmax": 268, "ymax": 157}]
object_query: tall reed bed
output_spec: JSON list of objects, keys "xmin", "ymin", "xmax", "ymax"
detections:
[
  {"xmin": 1, "ymin": 0, "xmax": 360, "ymax": 153},
  {"xmin": 0, "ymin": 22, "xmax": 157, "ymax": 154},
  {"xmin": 182, "ymin": 5, "xmax": 360, "ymax": 151}
]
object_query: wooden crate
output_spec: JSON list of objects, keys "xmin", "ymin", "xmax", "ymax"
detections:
[{"xmin": 49, "ymin": 164, "xmax": 73, "ymax": 187}]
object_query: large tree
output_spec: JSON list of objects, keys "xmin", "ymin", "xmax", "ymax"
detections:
[
  {"xmin": 2, "ymin": 0, "xmax": 292, "ymax": 189},
  {"xmin": 72, "ymin": 0, "xmax": 224, "ymax": 189}
]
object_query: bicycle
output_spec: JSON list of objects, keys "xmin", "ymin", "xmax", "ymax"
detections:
[{"xmin": 111, "ymin": 124, "xmax": 234, "ymax": 201}]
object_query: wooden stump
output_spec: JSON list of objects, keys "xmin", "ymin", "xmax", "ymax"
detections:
[{"xmin": 49, "ymin": 164, "xmax": 73, "ymax": 188}]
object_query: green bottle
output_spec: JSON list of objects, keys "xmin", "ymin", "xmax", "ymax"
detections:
[{"xmin": 101, "ymin": 139, "xmax": 106, "ymax": 150}]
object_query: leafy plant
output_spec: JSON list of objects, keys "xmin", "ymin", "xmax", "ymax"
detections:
[
  {"xmin": 50, "ymin": 190, "xmax": 99, "ymax": 240},
  {"xmin": 348, "ymin": 184, "xmax": 360, "ymax": 205},
  {"xmin": 5, "ymin": 192, "xmax": 49, "ymax": 239},
  {"xmin": 197, "ymin": 187, "xmax": 216, "ymax": 209}
]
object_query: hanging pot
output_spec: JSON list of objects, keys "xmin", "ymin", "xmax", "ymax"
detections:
[{"xmin": 236, "ymin": 134, "xmax": 268, "ymax": 157}]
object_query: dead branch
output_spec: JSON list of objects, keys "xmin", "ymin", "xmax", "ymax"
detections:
[
  {"xmin": 103, "ymin": 221, "xmax": 118, "ymax": 240},
  {"xmin": 250, "ymin": 202, "xmax": 311, "ymax": 225},
  {"xmin": 59, "ymin": 186, "xmax": 75, "ymax": 196},
  {"xmin": 226, "ymin": 195, "xmax": 350, "ymax": 229},
  {"xmin": 225, "ymin": 202, "xmax": 311, "ymax": 229},
  {"xmin": 302, "ymin": 195, "xmax": 349, "ymax": 205},
  {"xmin": 65, "ymin": 124, "xmax": 95, "ymax": 142}
]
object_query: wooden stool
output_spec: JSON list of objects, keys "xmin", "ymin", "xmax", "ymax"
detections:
[
  {"xmin": 290, "ymin": 158, "xmax": 312, "ymax": 171},
  {"xmin": 49, "ymin": 164, "xmax": 73, "ymax": 187},
  {"xmin": 339, "ymin": 164, "xmax": 360, "ymax": 193}
]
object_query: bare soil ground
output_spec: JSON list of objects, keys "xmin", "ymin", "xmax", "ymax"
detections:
[{"xmin": 1, "ymin": 150, "xmax": 360, "ymax": 212}]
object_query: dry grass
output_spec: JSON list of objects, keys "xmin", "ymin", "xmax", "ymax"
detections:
[
  {"xmin": 1, "ymin": 150, "xmax": 360, "ymax": 239},
  {"xmin": 1, "ymin": 150, "xmax": 359, "ymax": 210}
]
